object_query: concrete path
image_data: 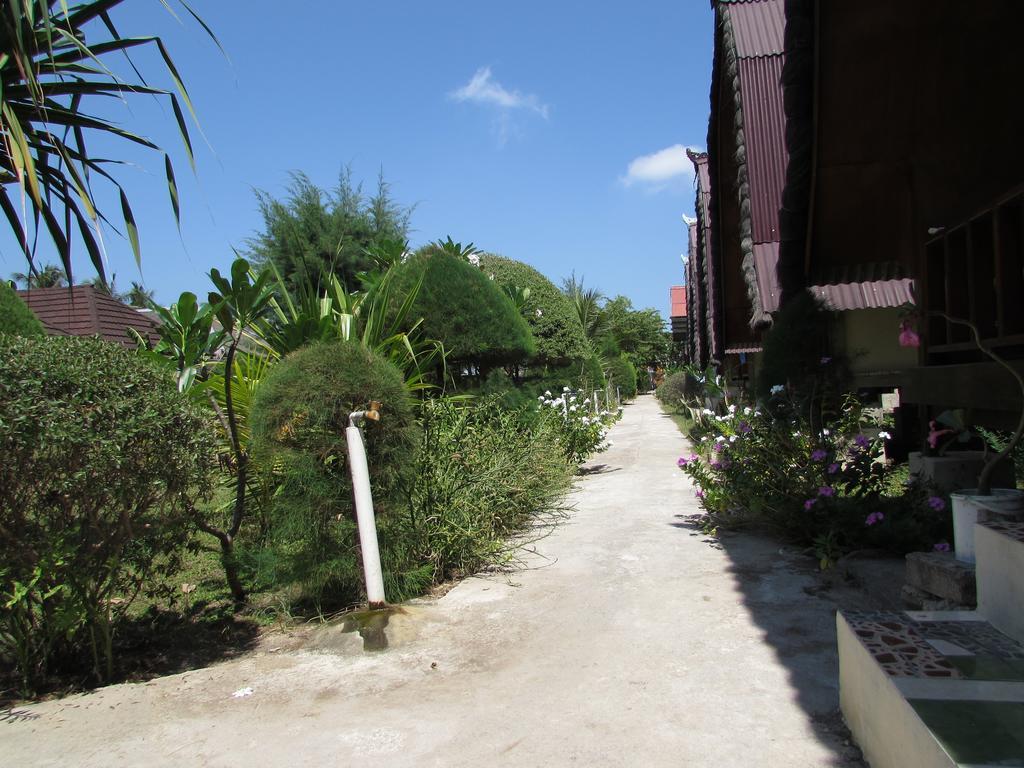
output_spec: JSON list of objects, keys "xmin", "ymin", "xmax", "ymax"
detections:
[{"xmin": 2, "ymin": 395, "xmax": 863, "ymax": 767}]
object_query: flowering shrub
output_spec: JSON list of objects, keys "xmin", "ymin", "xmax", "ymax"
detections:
[
  {"xmin": 677, "ymin": 395, "xmax": 951, "ymax": 561},
  {"xmin": 538, "ymin": 386, "xmax": 615, "ymax": 464}
]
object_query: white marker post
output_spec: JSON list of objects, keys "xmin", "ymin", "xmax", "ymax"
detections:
[{"xmin": 347, "ymin": 403, "xmax": 386, "ymax": 608}]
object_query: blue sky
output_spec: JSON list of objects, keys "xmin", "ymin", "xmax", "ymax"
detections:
[{"xmin": 2, "ymin": 1, "xmax": 714, "ymax": 319}]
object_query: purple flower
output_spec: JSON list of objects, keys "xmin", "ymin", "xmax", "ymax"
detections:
[
  {"xmin": 710, "ymin": 460, "xmax": 722, "ymax": 470},
  {"xmin": 677, "ymin": 456, "xmax": 690, "ymax": 467},
  {"xmin": 737, "ymin": 421, "xmax": 753, "ymax": 434},
  {"xmin": 865, "ymin": 511, "xmax": 885, "ymax": 526},
  {"xmin": 827, "ymin": 463, "xmax": 840, "ymax": 475},
  {"xmin": 818, "ymin": 486, "xmax": 835, "ymax": 497},
  {"xmin": 854, "ymin": 434, "xmax": 870, "ymax": 449},
  {"xmin": 811, "ymin": 449, "xmax": 828, "ymax": 462},
  {"xmin": 927, "ymin": 496, "xmax": 946, "ymax": 512},
  {"xmin": 804, "ymin": 498, "xmax": 817, "ymax": 510},
  {"xmin": 933, "ymin": 541, "xmax": 951, "ymax": 552},
  {"xmin": 695, "ymin": 489, "xmax": 705, "ymax": 499}
]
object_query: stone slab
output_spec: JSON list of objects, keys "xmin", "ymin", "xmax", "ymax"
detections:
[{"xmin": 906, "ymin": 551, "xmax": 976, "ymax": 605}]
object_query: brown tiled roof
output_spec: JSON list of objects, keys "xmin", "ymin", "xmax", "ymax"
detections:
[{"xmin": 18, "ymin": 285, "xmax": 161, "ymax": 348}]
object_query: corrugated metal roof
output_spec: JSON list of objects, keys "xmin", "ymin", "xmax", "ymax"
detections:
[
  {"xmin": 670, "ymin": 286, "xmax": 687, "ymax": 318},
  {"xmin": 725, "ymin": 0, "xmax": 785, "ymax": 58},
  {"xmin": 752, "ymin": 242, "xmax": 782, "ymax": 312},
  {"xmin": 738, "ymin": 56, "xmax": 787, "ymax": 245},
  {"xmin": 19, "ymin": 285, "xmax": 160, "ymax": 347},
  {"xmin": 809, "ymin": 279, "xmax": 916, "ymax": 311}
]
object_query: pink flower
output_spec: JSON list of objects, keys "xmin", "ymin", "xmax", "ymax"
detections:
[
  {"xmin": 677, "ymin": 456, "xmax": 689, "ymax": 467},
  {"xmin": 865, "ymin": 511, "xmax": 885, "ymax": 526},
  {"xmin": 933, "ymin": 541, "xmax": 951, "ymax": 552},
  {"xmin": 927, "ymin": 420, "xmax": 954, "ymax": 450},
  {"xmin": 818, "ymin": 486, "xmax": 835, "ymax": 497},
  {"xmin": 695, "ymin": 489, "xmax": 705, "ymax": 499},
  {"xmin": 804, "ymin": 498, "xmax": 817, "ymax": 510},
  {"xmin": 898, "ymin": 320, "xmax": 920, "ymax": 348}
]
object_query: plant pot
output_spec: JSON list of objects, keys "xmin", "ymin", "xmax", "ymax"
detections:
[
  {"xmin": 950, "ymin": 488, "xmax": 1024, "ymax": 563},
  {"xmin": 908, "ymin": 451, "xmax": 1016, "ymax": 495}
]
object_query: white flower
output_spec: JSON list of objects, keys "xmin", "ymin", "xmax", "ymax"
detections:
[
  {"xmin": 878, "ymin": 431, "xmax": 892, "ymax": 440},
  {"xmin": 569, "ymin": 405, "xmax": 577, "ymax": 412},
  {"xmin": 468, "ymin": 254, "xmax": 481, "ymax": 267},
  {"xmin": 728, "ymin": 404, "xmax": 737, "ymax": 414},
  {"xmin": 544, "ymin": 390, "xmax": 552, "ymax": 397},
  {"xmin": 770, "ymin": 385, "xmax": 785, "ymax": 395},
  {"xmin": 702, "ymin": 408, "xmax": 715, "ymax": 416},
  {"xmin": 743, "ymin": 407, "xmax": 752, "ymax": 416},
  {"xmin": 822, "ymin": 428, "xmax": 830, "ymax": 436},
  {"xmin": 729, "ymin": 435, "xmax": 737, "ymax": 443},
  {"xmin": 538, "ymin": 395, "xmax": 545, "ymax": 401},
  {"xmin": 792, "ymin": 431, "xmax": 801, "ymax": 438},
  {"xmin": 700, "ymin": 436, "xmax": 709, "ymax": 442},
  {"xmin": 563, "ymin": 386, "xmax": 570, "ymax": 392},
  {"xmin": 535, "ymin": 308, "xmax": 543, "ymax": 317},
  {"xmin": 715, "ymin": 435, "xmax": 726, "ymax": 443},
  {"xmin": 488, "ymin": 273, "xmax": 495, "ymax": 280}
]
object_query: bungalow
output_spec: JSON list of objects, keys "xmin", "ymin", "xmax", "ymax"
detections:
[{"xmin": 18, "ymin": 285, "xmax": 160, "ymax": 348}]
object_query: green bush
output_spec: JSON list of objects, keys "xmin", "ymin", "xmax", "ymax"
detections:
[
  {"xmin": 580, "ymin": 353, "xmax": 606, "ymax": 391},
  {"xmin": 678, "ymin": 397, "xmax": 951, "ymax": 564},
  {"xmin": 479, "ymin": 254, "xmax": 589, "ymax": 366},
  {"xmin": 398, "ymin": 251, "xmax": 534, "ymax": 370},
  {"xmin": 606, "ymin": 354, "xmax": 638, "ymax": 399},
  {"xmin": 656, "ymin": 371, "xmax": 692, "ymax": 409},
  {"xmin": 249, "ymin": 340, "xmax": 420, "ymax": 607},
  {"xmin": 538, "ymin": 388, "xmax": 614, "ymax": 464},
  {"xmin": 383, "ymin": 397, "xmax": 573, "ymax": 594},
  {"xmin": 0, "ymin": 335, "xmax": 213, "ymax": 691},
  {"xmin": 757, "ymin": 290, "xmax": 849, "ymax": 413},
  {"xmin": 0, "ymin": 281, "xmax": 45, "ymax": 337}
]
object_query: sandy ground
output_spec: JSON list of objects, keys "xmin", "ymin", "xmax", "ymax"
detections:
[{"xmin": 1, "ymin": 395, "xmax": 867, "ymax": 767}]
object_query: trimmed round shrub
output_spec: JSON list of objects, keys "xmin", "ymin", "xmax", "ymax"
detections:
[
  {"xmin": 606, "ymin": 353, "xmax": 638, "ymax": 399},
  {"xmin": 397, "ymin": 251, "xmax": 534, "ymax": 368},
  {"xmin": 249, "ymin": 340, "xmax": 420, "ymax": 606},
  {"xmin": 479, "ymin": 254, "xmax": 589, "ymax": 366},
  {"xmin": 0, "ymin": 281, "xmax": 45, "ymax": 337},
  {"xmin": 656, "ymin": 371, "xmax": 693, "ymax": 408},
  {"xmin": 0, "ymin": 335, "xmax": 213, "ymax": 690}
]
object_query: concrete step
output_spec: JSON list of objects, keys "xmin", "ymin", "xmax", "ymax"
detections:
[
  {"xmin": 976, "ymin": 521, "xmax": 1024, "ymax": 645},
  {"xmin": 838, "ymin": 609, "xmax": 1024, "ymax": 767}
]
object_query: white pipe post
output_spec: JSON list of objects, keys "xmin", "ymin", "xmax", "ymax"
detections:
[
  {"xmin": 347, "ymin": 412, "xmax": 386, "ymax": 608},
  {"xmin": 593, "ymin": 390, "xmax": 599, "ymax": 414},
  {"xmin": 616, "ymin": 386, "xmax": 621, "ymax": 409}
]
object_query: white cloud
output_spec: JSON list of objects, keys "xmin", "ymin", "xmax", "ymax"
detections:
[
  {"xmin": 450, "ymin": 67, "xmax": 549, "ymax": 119},
  {"xmin": 622, "ymin": 144, "xmax": 702, "ymax": 187}
]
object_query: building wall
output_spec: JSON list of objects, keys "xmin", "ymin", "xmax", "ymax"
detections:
[{"xmin": 837, "ymin": 308, "xmax": 919, "ymax": 377}]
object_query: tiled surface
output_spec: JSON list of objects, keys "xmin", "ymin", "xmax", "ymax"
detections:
[
  {"xmin": 844, "ymin": 611, "xmax": 1024, "ymax": 679},
  {"xmin": 979, "ymin": 520, "xmax": 1024, "ymax": 543},
  {"xmin": 844, "ymin": 612, "xmax": 959, "ymax": 678},
  {"xmin": 907, "ymin": 699, "xmax": 1024, "ymax": 767}
]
